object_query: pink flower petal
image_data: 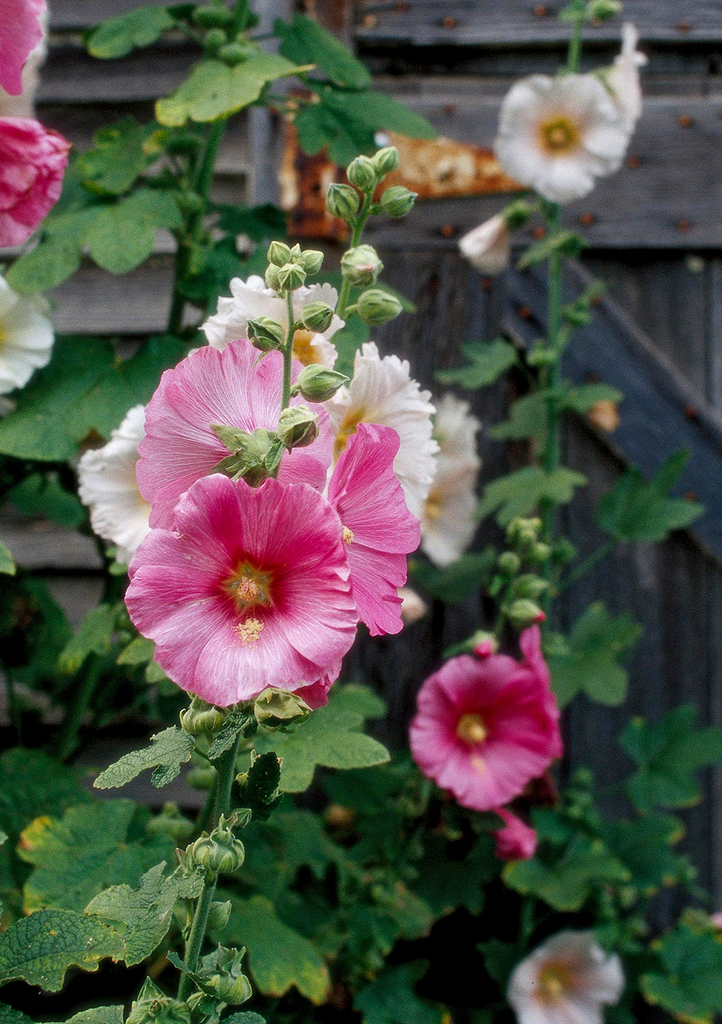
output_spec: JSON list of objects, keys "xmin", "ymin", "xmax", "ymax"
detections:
[
  {"xmin": 0, "ymin": 117, "xmax": 69, "ymax": 247},
  {"xmin": 0, "ymin": 0, "xmax": 45, "ymax": 95}
]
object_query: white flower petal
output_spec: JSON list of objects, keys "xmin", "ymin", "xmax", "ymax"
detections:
[
  {"xmin": 459, "ymin": 214, "xmax": 511, "ymax": 275},
  {"xmin": 0, "ymin": 278, "xmax": 54, "ymax": 396}
]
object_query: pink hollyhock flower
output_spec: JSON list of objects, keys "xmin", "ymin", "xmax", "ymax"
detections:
[
  {"xmin": 0, "ymin": 0, "xmax": 45, "ymax": 96},
  {"xmin": 137, "ymin": 338, "xmax": 334, "ymax": 528},
  {"xmin": 327, "ymin": 422, "xmax": 420, "ymax": 637},
  {"xmin": 493, "ymin": 808, "xmax": 537, "ymax": 861},
  {"xmin": 409, "ymin": 626, "xmax": 562, "ymax": 811},
  {"xmin": 0, "ymin": 117, "xmax": 69, "ymax": 247},
  {"xmin": 126, "ymin": 474, "xmax": 358, "ymax": 704}
]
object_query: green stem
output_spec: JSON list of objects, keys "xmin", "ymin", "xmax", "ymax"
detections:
[
  {"xmin": 280, "ymin": 289, "xmax": 296, "ymax": 411},
  {"xmin": 567, "ymin": 9, "xmax": 585, "ymax": 72},
  {"xmin": 53, "ymin": 656, "xmax": 102, "ymax": 762},
  {"xmin": 540, "ymin": 203, "xmax": 563, "ymax": 549},
  {"xmin": 336, "ymin": 192, "xmax": 373, "ymax": 320},
  {"xmin": 178, "ymin": 732, "xmax": 241, "ymax": 1002},
  {"xmin": 559, "ymin": 539, "xmax": 615, "ymax": 593}
]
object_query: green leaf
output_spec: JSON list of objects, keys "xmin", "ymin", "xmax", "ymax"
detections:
[
  {"xmin": 477, "ymin": 466, "xmax": 587, "ymax": 526},
  {"xmin": 488, "ymin": 392, "xmax": 547, "ymax": 443},
  {"xmin": 276, "ymin": 14, "xmax": 372, "ymax": 88},
  {"xmin": 548, "ymin": 602, "xmax": 642, "ymax": 708},
  {"xmin": 87, "ymin": 6, "xmax": 176, "ymax": 58},
  {"xmin": 0, "ymin": 1005, "xmax": 35, "ymax": 1024},
  {"xmin": 641, "ymin": 925, "xmax": 722, "ymax": 1022},
  {"xmin": 620, "ymin": 705, "xmax": 722, "ymax": 811},
  {"xmin": 77, "ymin": 118, "xmax": 155, "ymax": 196},
  {"xmin": 355, "ymin": 962, "xmax": 443, "ymax": 1024},
  {"xmin": 600, "ymin": 814, "xmax": 689, "ymax": 895},
  {"xmin": 435, "ymin": 339, "xmax": 518, "ymax": 390},
  {"xmin": 53, "ymin": 1009, "xmax": 124, "ymax": 1024},
  {"xmin": 332, "ymin": 316, "xmax": 370, "ymax": 379},
  {"xmin": 8, "ymin": 473, "xmax": 85, "ymax": 528},
  {"xmin": 565, "ymin": 382, "xmax": 623, "ymax": 413},
  {"xmin": 94, "ymin": 726, "xmax": 195, "ymax": 790},
  {"xmin": 254, "ymin": 684, "xmax": 388, "ymax": 792},
  {"xmin": 86, "ymin": 189, "xmax": 182, "ymax": 274},
  {"xmin": 410, "ymin": 548, "xmax": 497, "ymax": 604},
  {"xmin": 57, "ymin": 604, "xmax": 117, "ymax": 674},
  {"xmin": 85, "ymin": 862, "xmax": 203, "ymax": 965},
  {"xmin": 19, "ymin": 800, "xmax": 175, "ymax": 914},
  {"xmin": 156, "ymin": 55, "xmax": 304, "ymax": 127},
  {"xmin": 478, "ymin": 939, "xmax": 520, "ymax": 993},
  {"xmin": 0, "ymin": 541, "xmax": 15, "ymax": 576},
  {"xmin": 597, "ymin": 451, "xmax": 703, "ymax": 543},
  {"xmin": 215, "ymin": 203, "xmax": 287, "ymax": 242},
  {"xmin": 7, "ymin": 233, "xmax": 83, "ymax": 293},
  {"xmin": 413, "ymin": 835, "xmax": 498, "ymax": 916},
  {"xmin": 0, "ymin": 335, "xmax": 188, "ymax": 461},
  {"xmin": 219, "ymin": 894, "xmax": 330, "ymax": 1003},
  {"xmin": 0, "ymin": 909, "xmax": 123, "ymax": 991},
  {"xmin": 117, "ymin": 635, "xmax": 156, "ymax": 666},
  {"xmin": 517, "ymin": 230, "xmax": 586, "ymax": 269}
]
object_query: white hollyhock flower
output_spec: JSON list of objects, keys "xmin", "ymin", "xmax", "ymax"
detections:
[
  {"xmin": 325, "ymin": 341, "xmax": 438, "ymax": 517},
  {"xmin": 201, "ymin": 275, "xmax": 344, "ymax": 367},
  {"xmin": 508, "ymin": 931, "xmax": 624, "ymax": 1024},
  {"xmin": 0, "ymin": 278, "xmax": 54, "ymax": 395},
  {"xmin": 606, "ymin": 23, "xmax": 646, "ymax": 132},
  {"xmin": 459, "ymin": 214, "xmax": 511, "ymax": 275},
  {"xmin": 78, "ymin": 405, "xmax": 150, "ymax": 565},
  {"xmin": 421, "ymin": 393, "xmax": 481, "ymax": 567},
  {"xmin": 494, "ymin": 73, "xmax": 631, "ymax": 205},
  {"xmin": 399, "ymin": 587, "xmax": 428, "ymax": 626}
]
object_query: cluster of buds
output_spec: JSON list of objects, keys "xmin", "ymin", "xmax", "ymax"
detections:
[
  {"xmin": 180, "ymin": 695, "xmax": 227, "ymax": 737},
  {"xmin": 192, "ymin": 1, "xmax": 259, "ymax": 66},
  {"xmin": 264, "ymin": 241, "xmax": 323, "ymax": 295},
  {"xmin": 187, "ymin": 813, "xmax": 246, "ymax": 879},
  {"xmin": 187, "ymin": 945, "xmax": 253, "ymax": 1012},
  {"xmin": 489, "ymin": 518, "xmax": 554, "ymax": 629},
  {"xmin": 560, "ymin": 0, "xmax": 621, "ymax": 23},
  {"xmin": 127, "ymin": 979, "xmax": 191, "ymax": 1024}
]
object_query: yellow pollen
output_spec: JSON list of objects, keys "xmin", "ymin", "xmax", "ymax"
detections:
[
  {"xmin": 342, "ymin": 526, "xmax": 354, "ymax": 544},
  {"xmin": 236, "ymin": 617, "xmax": 264, "ymax": 645},
  {"xmin": 537, "ymin": 964, "xmax": 571, "ymax": 1004},
  {"xmin": 457, "ymin": 712, "xmax": 488, "ymax": 745},
  {"xmin": 223, "ymin": 560, "xmax": 273, "ymax": 613},
  {"xmin": 539, "ymin": 116, "xmax": 581, "ymax": 155},
  {"xmin": 425, "ymin": 489, "xmax": 443, "ymax": 521},
  {"xmin": 333, "ymin": 407, "xmax": 367, "ymax": 461},
  {"xmin": 292, "ymin": 329, "xmax": 318, "ymax": 366}
]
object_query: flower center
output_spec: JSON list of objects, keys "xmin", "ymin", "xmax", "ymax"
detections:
[
  {"xmin": 539, "ymin": 116, "xmax": 581, "ymax": 155},
  {"xmin": 292, "ymin": 329, "xmax": 318, "ymax": 366},
  {"xmin": 334, "ymin": 407, "xmax": 367, "ymax": 460},
  {"xmin": 342, "ymin": 526, "xmax": 354, "ymax": 544},
  {"xmin": 537, "ymin": 963, "xmax": 572, "ymax": 1003},
  {"xmin": 425, "ymin": 489, "xmax": 442, "ymax": 521},
  {"xmin": 456, "ymin": 713, "xmax": 488, "ymax": 745},
  {"xmin": 224, "ymin": 560, "xmax": 273, "ymax": 613}
]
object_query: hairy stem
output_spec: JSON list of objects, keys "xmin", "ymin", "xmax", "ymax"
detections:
[
  {"xmin": 336, "ymin": 192, "xmax": 373, "ymax": 320},
  {"xmin": 540, "ymin": 203, "xmax": 563, "ymax": 550},
  {"xmin": 281, "ymin": 289, "xmax": 295, "ymax": 411},
  {"xmin": 567, "ymin": 14, "xmax": 584, "ymax": 72}
]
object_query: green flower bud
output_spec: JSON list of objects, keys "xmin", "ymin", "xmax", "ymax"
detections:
[
  {"xmin": 506, "ymin": 517, "xmax": 542, "ymax": 545},
  {"xmin": 299, "ymin": 301, "xmax": 334, "ymax": 333},
  {"xmin": 247, "ymin": 316, "xmax": 284, "ymax": 351},
  {"xmin": 326, "ymin": 182, "xmax": 360, "ymax": 221},
  {"xmin": 188, "ymin": 818, "xmax": 246, "ymax": 877},
  {"xmin": 277, "ymin": 405, "xmax": 319, "ymax": 449},
  {"xmin": 180, "ymin": 696, "xmax": 225, "ymax": 736},
  {"xmin": 207, "ymin": 899, "xmax": 233, "ymax": 930},
  {"xmin": 527, "ymin": 343, "xmax": 558, "ymax": 367},
  {"xmin": 357, "ymin": 288, "xmax": 403, "ymax": 326},
  {"xmin": 372, "ymin": 145, "xmax": 400, "ymax": 177},
  {"xmin": 341, "ymin": 244, "xmax": 383, "ymax": 286},
  {"xmin": 528, "ymin": 542, "xmax": 552, "ymax": 564},
  {"xmin": 551, "ymin": 538, "xmax": 577, "ymax": 564},
  {"xmin": 587, "ymin": 0, "xmax": 622, "ymax": 20},
  {"xmin": 264, "ymin": 263, "xmax": 281, "ymax": 291},
  {"xmin": 502, "ymin": 199, "xmax": 534, "ymax": 230},
  {"xmin": 346, "ymin": 155, "xmax": 378, "ymax": 191},
  {"xmin": 469, "ymin": 631, "xmax": 498, "ymax": 658},
  {"xmin": 218, "ymin": 41, "xmax": 250, "ymax": 65},
  {"xmin": 511, "ymin": 573, "xmax": 549, "ymax": 601},
  {"xmin": 299, "ymin": 248, "xmax": 324, "ymax": 275},
  {"xmin": 295, "ymin": 364, "xmax": 349, "ymax": 402},
  {"xmin": 267, "ymin": 240, "xmax": 292, "ymax": 266},
  {"xmin": 203, "ymin": 28, "xmax": 227, "ymax": 52},
  {"xmin": 380, "ymin": 185, "xmax": 417, "ymax": 218},
  {"xmin": 127, "ymin": 979, "xmax": 191, "ymax": 1024},
  {"xmin": 507, "ymin": 599, "xmax": 546, "ymax": 628},
  {"xmin": 146, "ymin": 803, "xmax": 194, "ymax": 843},
  {"xmin": 205, "ymin": 973, "xmax": 253, "ymax": 1006},
  {"xmin": 497, "ymin": 551, "xmax": 521, "ymax": 576},
  {"xmin": 176, "ymin": 189, "xmax": 205, "ymax": 216},
  {"xmin": 192, "ymin": 5, "xmax": 234, "ymax": 28},
  {"xmin": 254, "ymin": 687, "xmax": 311, "ymax": 728},
  {"xmin": 277, "ymin": 261, "xmax": 306, "ymax": 292}
]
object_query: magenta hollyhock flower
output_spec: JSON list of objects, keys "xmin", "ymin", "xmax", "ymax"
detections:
[
  {"xmin": 126, "ymin": 474, "xmax": 358, "ymax": 704},
  {"xmin": 409, "ymin": 627, "xmax": 562, "ymax": 811},
  {"xmin": 0, "ymin": 117, "xmax": 69, "ymax": 247},
  {"xmin": 137, "ymin": 339, "xmax": 334, "ymax": 528},
  {"xmin": 0, "ymin": 0, "xmax": 45, "ymax": 95},
  {"xmin": 327, "ymin": 422, "xmax": 420, "ymax": 636},
  {"xmin": 493, "ymin": 808, "xmax": 537, "ymax": 861}
]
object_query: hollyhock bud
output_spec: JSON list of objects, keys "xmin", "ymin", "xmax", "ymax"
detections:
[
  {"xmin": 493, "ymin": 808, "xmax": 537, "ymax": 861},
  {"xmin": 300, "ymin": 248, "xmax": 324, "ymax": 275},
  {"xmin": 267, "ymin": 240, "xmax": 292, "ymax": 266},
  {"xmin": 180, "ymin": 696, "xmax": 225, "ymax": 736},
  {"xmin": 588, "ymin": 0, "xmax": 622, "ymax": 19},
  {"xmin": 203, "ymin": 27, "xmax": 227, "ymax": 52},
  {"xmin": 207, "ymin": 900, "xmax": 233, "ymax": 930},
  {"xmin": 326, "ymin": 182, "xmax": 360, "ymax": 221},
  {"xmin": 254, "ymin": 687, "xmax": 310, "ymax": 728},
  {"xmin": 278, "ymin": 405, "xmax": 319, "ymax": 448},
  {"xmin": 528, "ymin": 542, "xmax": 552, "ymax": 564},
  {"xmin": 346, "ymin": 154, "xmax": 377, "ymax": 191},
  {"xmin": 189, "ymin": 816, "xmax": 246, "ymax": 877},
  {"xmin": 218, "ymin": 41, "xmax": 249, "ymax": 65},
  {"xmin": 471, "ymin": 631, "xmax": 498, "ymax": 658},
  {"xmin": 202, "ymin": 947, "xmax": 253, "ymax": 1006},
  {"xmin": 504, "ymin": 198, "xmax": 535, "ymax": 230},
  {"xmin": 264, "ymin": 263, "xmax": 281, "ymax": 291},
  {"xmin": 127, "ymin": 979, "xmax": 191, "ymax": 1024},
  {"xmin": 277, "ymin": 261, "xmax": 306, "ymax": 292},
  {"xmin": 247, "ymin": 315, "xmax": 284, "ymax": 351},
  {"xmin": 497, "ymin": 551, "xmax": 521, "ymax": 576},
  {"xmin": 0, "ymin": 118, "xmax": 70, "ymax": 247},
  {"xmin": 399, "ymin": 587, "xmax": 428, "ymax": 626},
  {"xmin": 193, "ymin": 4, "xmax": 235, "ymax": 27},
  {"xmin": 372, "ymin": 145, "xmax": 400, "ymax": 176},
  {"xmin": 187, "ymin": 764, "xmax": 216, "ymax": 790},
  {"xmin": 511, "ymin": 574, "xmax": 549, "ymax": 601},
  {"xmin": 380, "ymin": 185, "xmax": 417, "ymax": 218},
  {"xmin": 300, "ymin": 301, "xmax": 334, "ymax": 333},
  {"xmin": 357, "ymin": 288, "xmax": 402, "ymax": 325},
  {"xmin": 341, "ymin": 244, "xmax": 383, "ymax": 286},
  {"xmin": 507, "ymin": 599, "xmax": 546, "ymax": 628},
  {"xmin": 295, "ymin": 364, "xmax": 349, "ymax": 402}
]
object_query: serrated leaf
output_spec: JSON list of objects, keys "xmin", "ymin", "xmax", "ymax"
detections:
[
  {"xmin": 53, "ymin": 1009, "xmax": 124, "ymax": 1024},
  {"xmin": 517, "ymin": 230, "xmax": 586, "ymax": 269},
  {"xmin": 57, "ymin": 604, "xmax": 117, "ymax": 674},
  {"xmin": 254, "ymin": 685, "xmax": 388, "ymax": 793},
  {"xmin": 0, "ymin": 1005, "xmax": 34, "ymax": 1024},
  {"xmin": 0, "ymin": 541, "xmax": 15, "ymax": 576},
  {"xmin": 413, "ymin": 835, "xmax": 498, "ymax": 917},
  {"xmin": 477, "ymin": 466, "xmax": 587, "ymax": 526},
  {"xmin": 276, "ymin": 14, "xmax": 372, "ymax": 88},
  {"xmin": 565, "ymin": 382, "xmax": 623, "ymax": 413},
  {"xmin": 94, "ymin": 727, "xmax": 195, "ymax": 790},
  {"xmin": 600, "ymin": 815, "xmax": 688, "ymax": 895},
  {"xmin": 641, "ymin": 926, "xmax": 722, "ymax": 1022},
  {"xmin": 410, "ymin": 548, "xmax": 497, "ymax": 604},
  {"xmin": 435, "ymin": 339, "xmax": 518, "ymax": 390},
  {"xmin": 620, "ymin": 705, "xmax": 722, "ymax": 811},
  {"xmin": 355, "ymin": 962, "xmax": 442, "ymax": 1024},
  {"xmin": 77, "ymin": 118, "xmax": 155, "ymax": 196},
  {"xmin": 598, "ymin": 450, "xmax": 703, "ymax": 543},
  {"xmin": 85, "ymin": 862, "xmax": 202, "ymax": 965},
  {"xmin": 548, "ymin": 602, "xmax": 642, "ymax": 708},
  {"xmin": 218, "ymin": 894, "xmax": 330, "ymax": 1003},
  {"xmin": 86, "ymin": 189, "xmax": 182, "ymax": 274},
  {"xmin": 87, "ymin": 6, "xmax": 176, "ymax": 58},
  {"xmin": 0, "ymin": 909, "xmax": 123, "ymax": 991},
  {"xmin": 156, "ymin": 55, "xmax": 304, "ymax": 127},
  {"xmin": 7, "ymin": 233, "xmax": 84, "ymax": 293},
  {"xmin": 19, "ymin": 800, "xmax": 175, "ymax": 914},
  {"xmin": 488, "ymin": 392, "xmax": 547, "ymax": 442}
]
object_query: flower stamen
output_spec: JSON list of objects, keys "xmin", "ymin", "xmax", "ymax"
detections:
[
  {"xmin": 236, "ymin": 617, "xmax": 264, "ymax": 645},
  {"xmin": 539, "ymin": 116, "xmax": 581, "ymax": 155},
  {"xmin": 224, "ymin": 560, "xmax": 273, "ymax": 612},
  {"xmin": 457, "ymin": 712, "xmax": 488, "ymax": 745},
  {"xmin": 342, "ymin": 526, "xmax": 354, "ymax": 544},
  {"xmin": 334, "ymin": 407, "xmax": 367, "ymax": 460}
]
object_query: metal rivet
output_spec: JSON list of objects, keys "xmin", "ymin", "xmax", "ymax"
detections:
[
  {"xmin": 519, "ymin": 305, "xmax": 532, "ymax": 320},
  {"xmin": 395, "ymin": 1, "xmax": 410, "ymax": 10},
  {"xmin": 627, "ymin": 155, "xmax": 641, "ymax": 169},
  {"xmin": 684, "ymin": 405, "xmax": 698, "ymax": 419},
  {"xmin": 579, "ymin": 212, "xmax": 596, "ymax": 226},
  {"xmin": 533, "ymin": 4, "xmax": 550, "ymax": 16},
  {"xmin": 443, "ymin": 103, "xmax": 456, "ymax": 116},
  {"xmin": 678, "ymin": 114, "xmax": 694, "ymax": 128},
  {"xmin": 441, "ymin": 16, "xmax": 457, "ymax": 27},
  {"xmin": 532, "ymin": 226, "xmax": 546, "ymax": 239},
  {"xmin": 685, "ymin": 491, "xmax": 698, "ymax": 502},
  {"xmin": 440, "ymin": 223, "xmax": 456, "ymax": 238},
  {"xmin": 676, "ymin": 219, "xmax": 692, "ymax": 232},
  {"xmin": 362, "ymin": 13, "xmax": 378, "ymax": 27},
  {"xmin": 676, "ymin": 21, "xmax": 691, "ymax": 32}
]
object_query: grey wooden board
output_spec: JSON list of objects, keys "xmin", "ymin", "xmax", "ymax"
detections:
[{"xmin": 355, "ymin": 0, "xmax": 722, "ymax": 46}]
